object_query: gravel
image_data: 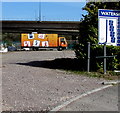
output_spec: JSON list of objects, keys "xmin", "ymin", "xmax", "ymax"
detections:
[{"xmin": 2, "ymin": 50, "xmax": 107, "ymax": 111}]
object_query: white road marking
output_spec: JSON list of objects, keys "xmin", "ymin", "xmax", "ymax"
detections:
[{"xmin": 49, "ymin": 84, "xmax": 113, "ymax": 113}]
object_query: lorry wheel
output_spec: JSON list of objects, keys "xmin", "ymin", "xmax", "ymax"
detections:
[
  {"xmin": 35, "ymin": 48, "xmax": 38, "ymax": 51},
  {"xmin": 57, "ymin": 47, "xmax": 62, "ymax": 51}
]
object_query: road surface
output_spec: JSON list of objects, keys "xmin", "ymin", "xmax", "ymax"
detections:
[{"xmin": 1, "ymin": 51, "xmax": 118, "ymax": 112}]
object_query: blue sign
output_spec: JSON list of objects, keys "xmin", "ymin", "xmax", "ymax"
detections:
[
  {"xmin": 99, "ymin": 10, "xmax": 120, "ymax": 17},
  {"xmin": 98, "ymin": 9, "xmax": 120, "ymax": 46}
]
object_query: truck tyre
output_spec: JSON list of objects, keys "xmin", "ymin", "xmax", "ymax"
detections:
[{"xmin": 57, "ymin": 47, "xmax": 62, "ymax": 51}]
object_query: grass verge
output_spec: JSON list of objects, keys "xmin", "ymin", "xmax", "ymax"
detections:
[{"xmin": 65, "ymin": 70, "xmax": 119, "ymax": 80}]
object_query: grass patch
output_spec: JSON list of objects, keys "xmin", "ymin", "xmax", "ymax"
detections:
[{"xmin": 65, "ymin": 70, "xmax": 119, "ymax": 80}]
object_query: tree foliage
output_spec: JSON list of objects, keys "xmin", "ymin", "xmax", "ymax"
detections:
[
  {"xmin": 74, "ymin": 2, "xmax": 120, "ymax": 71},
  {"xmin": 2, "ymin": 33, "xmax": 21, "ymax": 46}
]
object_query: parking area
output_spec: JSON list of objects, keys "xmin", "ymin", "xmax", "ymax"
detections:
[{"xmin": 2, "ymin": 51, "xmax": 110, "ymax": 111}]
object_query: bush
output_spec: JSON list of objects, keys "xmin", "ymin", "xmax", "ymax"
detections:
[
  {"xmin": 74, "ymin": 43, "xmax": 120, "ymax": 71},
  {"xmin": 74, "ymin": 2, "xmax": 120, "ymax": 72}
]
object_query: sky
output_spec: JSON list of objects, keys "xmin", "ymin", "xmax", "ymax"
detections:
[{"xmin": 2, "ymin": 2, "xmax": 87, "ymax": 21}]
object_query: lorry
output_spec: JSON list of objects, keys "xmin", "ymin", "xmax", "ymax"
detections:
[{"xmin": 21, "ymin": 33, "xmax": 68, "ymax": 51}]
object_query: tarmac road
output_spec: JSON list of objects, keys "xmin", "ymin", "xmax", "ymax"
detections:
[
  {"xmin": 55, "ymin": 84, "xmax": 119, "ymax": 112},
  {"xmin": 1, "ymin": 50, "xmax": 118, "ymax": 112}
]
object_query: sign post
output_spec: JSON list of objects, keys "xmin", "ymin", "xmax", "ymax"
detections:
[
  {"xmin": 87, "ymin": 42, "xmax": 90, "ymax": 73},
  {"xmin": 104, "ymin": 44, "xmax": 106, "ymax": 74},
  {"xmin": 98, "ymin": 9, "xmax": 120, "ymax": 74}
]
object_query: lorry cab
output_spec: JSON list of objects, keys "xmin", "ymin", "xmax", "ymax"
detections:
[{"xmin": 58, "ymin": 37, "xmax": 68, "ymax": 51}]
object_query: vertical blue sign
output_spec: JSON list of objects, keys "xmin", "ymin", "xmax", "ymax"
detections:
[
  {"xmin": 98, "ymin": 9, "xmax": 120, "ymax": 46},
  {"xmin": 117, "ymin": 18, "xmax": 120, "ymax": 46}
]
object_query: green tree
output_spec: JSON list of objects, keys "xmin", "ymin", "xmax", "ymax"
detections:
[
  {"xmin": 2, "ymin": 33, "xmax": 21, "ymax": 46},
  {"xmin": 74, "ymin": 2, "xmax": 120, "ymax": 71}
]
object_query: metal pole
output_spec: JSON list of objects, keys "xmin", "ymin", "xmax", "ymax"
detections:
[
  {"xmin": 104, "ymin": 44, "xmax": 106, "ymax": 74},
  {"xmin": 39, "ymin": 0, "xmax": 41, "ymax": 21},
  {"xmin": 87, "ymin": 42, "xmax": 90, "ymax": 72}
]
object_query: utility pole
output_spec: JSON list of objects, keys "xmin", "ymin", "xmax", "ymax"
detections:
[{"xmin": 39, "ymin": 0, "xmax": 41, "ymax": 21}]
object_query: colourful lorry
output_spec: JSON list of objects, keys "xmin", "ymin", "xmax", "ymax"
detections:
[{"xmin": 21, "ymin": 33, "xmax": 68, "ymax": 50}]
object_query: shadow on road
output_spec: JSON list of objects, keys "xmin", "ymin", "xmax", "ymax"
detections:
[{"xmin": 16, "ymin": 58, "xmax": 84, "ymax": 71}]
